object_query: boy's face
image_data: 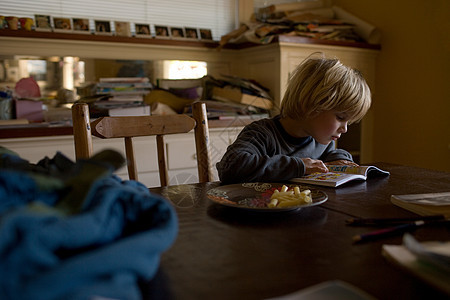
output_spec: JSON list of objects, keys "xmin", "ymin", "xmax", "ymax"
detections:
[{"xmin": 304, "ymin": 110, "xmax": 349, "ymax": 145}]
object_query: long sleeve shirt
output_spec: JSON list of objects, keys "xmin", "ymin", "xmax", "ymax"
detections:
[{"xmin": 216, "ymin": 115, "xmax": 353, "ymax": 184}]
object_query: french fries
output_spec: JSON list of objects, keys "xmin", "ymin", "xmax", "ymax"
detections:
[{"xmin": 268, "ymin": 185, "xmax": 312, "ymax": 208}]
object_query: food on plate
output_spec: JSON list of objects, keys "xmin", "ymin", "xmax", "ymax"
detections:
[{"xmin": 268, "ymin": 185, "xmax": 312, "ymax": 208}]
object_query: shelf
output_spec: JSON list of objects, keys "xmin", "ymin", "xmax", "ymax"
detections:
[
  {"xmin": 277, "ymin": 35, "xmax": 381, "ymax": 50},
  {"xmin": 0, "ymin": 29, "xmax": 223, "ymax": 49},
  {"xmin": 0, "ymin": 29, "xmax": 380, "ymax": 52}
]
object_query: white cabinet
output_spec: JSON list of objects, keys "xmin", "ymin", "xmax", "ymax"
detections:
[{"xmin": 0, "ymin": 127, "xmax": 242, "ymax": 187}]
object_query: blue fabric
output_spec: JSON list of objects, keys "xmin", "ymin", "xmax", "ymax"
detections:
[{"xmin": 0, "ymin": 148, "xmax": 178, "ymax": 300}]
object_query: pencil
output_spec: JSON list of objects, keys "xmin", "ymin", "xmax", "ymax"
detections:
[
  {"xmin": 346, "ymin": 214, "xmax": 445, "ymax": 226},
  {"xmin": 352, "ymin": 221, "xmax": 425, "ymax": 243}
]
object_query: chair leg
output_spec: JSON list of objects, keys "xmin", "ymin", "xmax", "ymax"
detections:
[
  {"xmin": 156, "ymin": 135, "xmax": 169, "ymax": 186},
  {"xmin": 72, "ymin": 103, "xmax": 93, "ymax": 160},
  {"xmin": 192, "ymin": 102, "xmax": 213, "ymax": 182},
  {"xmin": 124, "ymin": 137, "xmax": 138, "ymax": 181}
]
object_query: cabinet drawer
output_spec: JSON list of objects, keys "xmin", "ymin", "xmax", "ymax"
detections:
[
  {"xmin": 166, "ymin": 138, "xmax": 197, "ymax": 170},
  {"xmin": 1, "ymin": 136, "xmax": 76, "ymax": 163},
  {"xmin": 124, "ymin": 137, "xmax": 159, "ymax": 172}
]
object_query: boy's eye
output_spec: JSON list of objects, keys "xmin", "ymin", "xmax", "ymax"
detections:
[{"xmin": 336, "ymin": 114, "xmax": 347, "ymax": 121}]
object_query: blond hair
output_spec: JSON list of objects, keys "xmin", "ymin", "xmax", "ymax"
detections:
[{"xmin": 280, "ymin": 54, "xmax": 371, "ymax": 124}]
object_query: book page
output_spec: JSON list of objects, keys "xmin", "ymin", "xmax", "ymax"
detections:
[
  {"xmin": 327, "ymin": 165, "xmax": 390, "ymax": 177},
  {"xmin": 327, "ymin": 165, "xmax": 368, "ymax": 175},
  {"xmin": 291, "ymin": 172, "xmax": 365, "ymax": 187}
]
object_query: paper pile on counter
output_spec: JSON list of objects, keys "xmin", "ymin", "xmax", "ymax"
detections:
[
  {"xmin": 219, "ymin": 0, "xmax": 380, "ymax": 48},
  {"xmin": 86, "ymin": 77, "xmax": 153, "ymax": 117},
  {"xmin": 204, "ymin": 75, "xmax": 272, "ymax": 119},
  {"xmin": 148, "ymin": 75, "xmax": 272, "ymax": 120}
]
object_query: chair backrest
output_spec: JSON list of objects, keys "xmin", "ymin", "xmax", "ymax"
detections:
[{"xmin": 72, "ymin": 101, "xmax": 213, "ymax": 186}]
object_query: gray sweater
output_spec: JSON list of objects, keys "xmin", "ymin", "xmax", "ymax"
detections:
[{"xmin": 216, "ymin": 116, "xmax": 353, "ymax": 184}]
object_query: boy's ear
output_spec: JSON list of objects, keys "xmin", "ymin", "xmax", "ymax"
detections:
[{"xmin": 308, "ymin": 110, "xmax": 321, "ymax": 118}]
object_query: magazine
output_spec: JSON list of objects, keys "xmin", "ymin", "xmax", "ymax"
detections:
[
  {"xmin": 290, "ymin": 165, "xmax": 390, "ymax": 187},
  {"xmin": 390, "ymin": 192, "xmax": 450, "ymax": 217}
]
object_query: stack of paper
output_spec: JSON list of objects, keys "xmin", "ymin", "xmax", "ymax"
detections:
[
  {"xmin": 382, "ymin": 233, "xmax": 450, "ymax": 295},
  {"xmin": 92, "ymin": 77, "xmax": 153, "ymax": 117}
]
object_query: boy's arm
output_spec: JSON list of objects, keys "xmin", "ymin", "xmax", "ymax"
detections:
[
  {"xmin": 216, "ymin": 125, "xmax": 305, "ymax": 184},
  {"xmin": 216, "ymin": 143, "xmax": 304, "ymax": 184},
  {"xmin": 301, "ymin": 158, "xmax": 329, "ymax": 174}
]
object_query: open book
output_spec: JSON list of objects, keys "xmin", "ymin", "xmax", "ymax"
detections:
[
  {"xmin": 391, "ymin": 192, "xmax": 450, "ymax": 218},
  {"xmin": 290, "ymin": 165, "xmax": 390, "ymax": 187}
]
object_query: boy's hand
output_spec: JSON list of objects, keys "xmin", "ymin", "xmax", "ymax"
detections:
[
  {"xmin": 325, "ymin": 160, "xmax": 359, "ymax": 167},
  {"xmin": 301, "ymin": 158, "xmax": 329, "ymax": 174}
]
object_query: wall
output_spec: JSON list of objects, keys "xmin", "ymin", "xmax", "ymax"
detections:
[{"xmin": 334, "ymin": 0, "xmax": 450, "ymax": 172}]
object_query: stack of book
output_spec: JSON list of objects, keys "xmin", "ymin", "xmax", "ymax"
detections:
[
  {"xmin": 200, "ymin": 74, "xmax": 272, "ymax": 121},
  {"xmin": 92, "ymin": 77, "xmax": 153, "ymax": 116},
  {"xmin": 390, "ymin": 192, "xmax": 450, "ymax": 218},
  {"xmin": 209, "ymin": 74, "xmax": 273, "ymax": 110}
]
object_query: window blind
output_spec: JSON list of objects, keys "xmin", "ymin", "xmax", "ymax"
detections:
[{"xmin": 0, "ymin": 0, "xmax": 236, "ymax": 40}]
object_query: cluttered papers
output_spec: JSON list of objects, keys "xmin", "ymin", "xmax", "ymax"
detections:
[{"xmin": 220, "ymin": 1, "xmax": 381, "ymax": 48}]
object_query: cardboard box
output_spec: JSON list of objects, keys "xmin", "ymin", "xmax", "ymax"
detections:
[{"xmin": 212, "ymin": 86, "xmax": 273, "ymax": 110}]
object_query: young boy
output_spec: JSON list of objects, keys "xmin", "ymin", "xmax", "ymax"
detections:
[{"xmin": 216, "ymin": 54, "xmax": 371, "ymax": 184}]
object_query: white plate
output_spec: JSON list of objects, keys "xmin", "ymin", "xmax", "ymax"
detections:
[{"xmin": 207, "ymin": 182, "xmax": 328, "ymax": 212}]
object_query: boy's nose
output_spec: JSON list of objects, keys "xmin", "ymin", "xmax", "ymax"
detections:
[{"xmin": 339, "ymin": 122, "xmax": 348, "ymax": 133}]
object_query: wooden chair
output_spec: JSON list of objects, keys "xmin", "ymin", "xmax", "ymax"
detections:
[{"xmin": 71, "ymin": 102, "xmax": 213, "ymax": 186}]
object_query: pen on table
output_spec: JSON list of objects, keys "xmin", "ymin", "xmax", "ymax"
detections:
[
  {"xmin": 352, "ymin": 221, "xmax": 426, "ymax": 244},
  {"xmin": 352, "ymin": 219, "xmax": 450, "ymax": 243},
  {"xmin": 346, "ymin": 214, "xmax": 446, "ymax": 226}
]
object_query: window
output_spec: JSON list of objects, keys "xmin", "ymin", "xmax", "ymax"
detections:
[
  {"xmin": 165, "ymin": 61, "xmax": 207, "ymax": 79},
  {"xmin": 1, "ymin": 0, "xmax": 236, "ymax": 41}
]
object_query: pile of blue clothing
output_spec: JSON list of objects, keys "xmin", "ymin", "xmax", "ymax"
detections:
[{"xmin": 0, "ymin": 147, "xmax": 178, "ymax": 300}]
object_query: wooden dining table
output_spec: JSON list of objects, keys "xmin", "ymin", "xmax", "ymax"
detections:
[{"xmin": 143, "ymin": 163, "xmax": 450, "ymax": 300}]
